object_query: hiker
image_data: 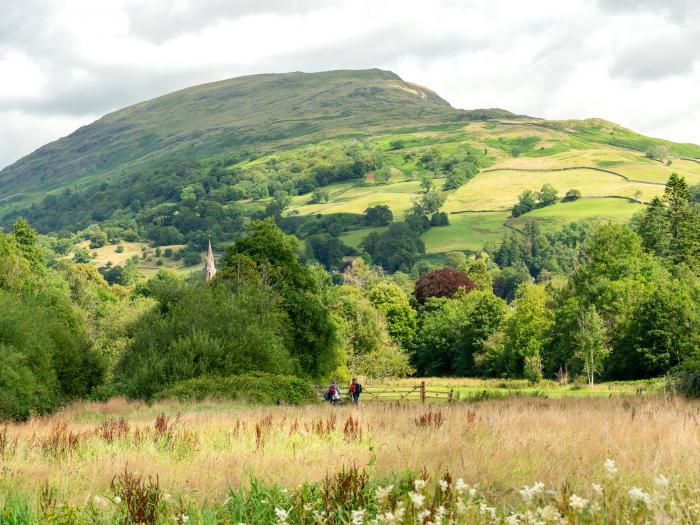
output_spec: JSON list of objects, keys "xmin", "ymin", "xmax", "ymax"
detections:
[
  {"xmin": 325, "ymin": 380, "xmax": 340, "ymax": 405},
  {"xmin": 348, "ymin": 377, "xmax": 363, "ymax": 405}
]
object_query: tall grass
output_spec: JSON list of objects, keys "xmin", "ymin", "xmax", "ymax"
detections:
[{"xmin": 1, "ymin": 396, "xmax": 699, "ymax": 523}]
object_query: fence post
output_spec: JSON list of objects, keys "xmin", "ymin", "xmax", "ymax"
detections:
[
  {"xmin": 448, "ymin": 389, "xmax": 453, "ymax": 403},
  {"xmin": 420, "ymin": 381, "xmax": 426, "ymax": 404}
]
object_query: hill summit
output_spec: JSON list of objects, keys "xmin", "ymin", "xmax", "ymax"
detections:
[{"xmin": 0, "ymin": 69, "xmax": 513, "ymax": 201}]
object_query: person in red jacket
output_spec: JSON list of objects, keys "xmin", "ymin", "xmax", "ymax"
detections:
[{"xmin": 348, "ymin": 377, "xmax": 363, "ymax": 405}]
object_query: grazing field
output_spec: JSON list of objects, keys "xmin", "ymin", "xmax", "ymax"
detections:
[
  {"xmin": 1, "ymin": 392, "xmax": 699, "ymax": 523},
  {"xmin": 422, "ymin": 212, "xmax": 509, "ymax": 253},
  {"xmin": 442, "ymin": 169, "xmax": 662, "ymax": 213}
]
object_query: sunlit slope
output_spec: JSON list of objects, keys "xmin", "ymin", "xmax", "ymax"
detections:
[{"xmin": 285, "ymin": 118, "xmax": 700, "ymax": 254}]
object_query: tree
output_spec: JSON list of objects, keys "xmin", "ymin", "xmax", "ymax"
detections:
[
  {"xmin": 364, "ymin": 205, "xmax": 393, "ymax": 226},
  {"xmin": 537, "ymin": 184, "xmax": 559, "ymax": 207},
  {"xmin": 223, "ymin": 218, "xmax": 340, "ymax": 378},
  {"xmin": 329, "ymin": 285, "xmax": 412, "ymax": 379},
  {"xmin": 501, "ymin": 284, "xmax": 552, "ymax": 376},
  {"xmin": 574, "ymin": 305, "xmax": 609, "ymax": 385},
  {"xmin": 365, "ymin": 281, "xmax": 416, "ymax": 348},
  {"xmin": 360, "ymin": 222, "xmax": 425, "ymax": 272},
  {"xmin": 563, "ymin": 189, "xmax": 582, "ymax": 202},
  {"xmin": 115, "ymin": 284, "xmax": 292, "ymax": 399},
  {"xmin": 305, "ymin": 234, "xmax": 349, "ymax": 270},
  {"xmin": 512, "ymin": 190, "xmax": 538, "ymax": 217},
  {"xmin": 636, "ymin": 197, "xmax": 671, "ymax": 257},
  {"xmin": 413, "ymin": 291, "xmax": 507, "ymax": 376},
  {"xmin": 414, "ymin": 267, "xmax": 476, "ymax": 304},
  {"xmin": 89, "ymin": 230, "xmax": 108, "ymax": 249}
]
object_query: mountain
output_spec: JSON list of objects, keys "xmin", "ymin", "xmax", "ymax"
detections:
[
  {"xmin": 1, "ymin": 68, "xmax": 700, "ymax": 271},
  {"xmin": 0, "ymin": 69, "xmax": 512, "ymax": 205}
]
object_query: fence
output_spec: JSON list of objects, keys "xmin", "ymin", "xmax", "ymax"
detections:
[{"xmin": 319, "ymin": 381, "xmax": 454, "ymax": 403}]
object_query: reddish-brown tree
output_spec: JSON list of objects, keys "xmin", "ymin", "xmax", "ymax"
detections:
[{"xmin": 413, "ymin": 267, "xmax": 476, "ymax": 304}]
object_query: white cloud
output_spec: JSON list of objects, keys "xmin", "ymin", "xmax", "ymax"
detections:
[{"xmin": 1, "ymin": 0, "xmax": 699, "ymax": 169}]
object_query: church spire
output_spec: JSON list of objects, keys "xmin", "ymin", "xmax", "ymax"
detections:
[{"xmin": 204, "ymin": 238, "xmax": 217, "ymax": 283}]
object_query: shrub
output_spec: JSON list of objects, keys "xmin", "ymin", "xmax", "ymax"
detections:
[
  {"xmin": 115, "ymin": 245, "xmax": 124, "ymax": 253},
  {"xmin": 154, "ymin": 373, "xmax": 318, "ymax": 405},
  {"xmin": 563, "ymin": 189, "xmax": 582, "ymax": 202}
]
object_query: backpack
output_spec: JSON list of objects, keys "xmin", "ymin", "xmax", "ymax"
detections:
[{"xmin": 355, "ymin": 383, "xmax": 363, "ymax": 394}]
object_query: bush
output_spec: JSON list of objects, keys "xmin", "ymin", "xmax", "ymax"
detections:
[
  {"xmin": 154, "ymin": 373, "xmax": 318, "ymax": 405},
  {"xmin": 115, "ymin": 245, "xmax": 124, "ymax": 253},
  {"xmin": 563, "ymin": 189, "xmax": 582, "ymax": 202},
  {"xmin": 667, "ymin": 359, "xmax": 700, "ymax": 398}
]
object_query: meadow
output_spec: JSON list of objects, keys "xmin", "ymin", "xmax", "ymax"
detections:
[{"xmin": 2, "ymin": 390, "xmax": 699, "ymax": 524}]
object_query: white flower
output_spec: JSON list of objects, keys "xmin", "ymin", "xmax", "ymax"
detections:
[
  {"xmin": 351, "ymin": 508, "xmax": 365, "ymax": 525},
  {"xmin": 536, "ymin": 505, "xmax": 563, "ymax": 521},
  {"xmin": 654, "ymin": 474, "xmax": 670, "ymax": 489},
  {"xmin": 518, "ymin": 481, "xmax": 545, "ymax": 502},
  {"xmin": 454, "ymin": 478, "xmax": 467, "ymax": 494},
  {"xmin": 414, "ymin": 479, "xmax": 427, "ymax": 492},
  {"xmin": 375, "ymin": 485, "xmax": 393, "ymax": 503},
  {"xmin": 569, "ymin": 494, "xmax": 589, "ymax": 511},
  {"xmin": 479, "ymin": 503, "xmax": 496, "ymax": 519},
  {"xmin": 591, "ymin": 483, "xmax": 603, "ymax": 496},
  {"xmin": 114, "ymin": 496, "xmax": 122, "ymax": 504},
  {"xmin": 628, "ymin": 487, "xmax": 652, "ymax": 509},
  {"xmin": 468, "ymin": 486, "xmax": 478, "ymax": 498},
  {"xmin": 604, "ymin": 459, "xmax": 618, "ymax": 478},
  {"xmin": 505, "ymin": 514, "xmax": 521, "ymax": 525},
  {"xmin": 439, "ymin": 479, "xmax": 449, "ymax": 492},
  {"xmin": 180, "ymin": 515, "xmax": 189, "ymax": 524},
  {"xmin": 417, "ymin": 509, "xmax": 431, "ymax": 522},
  {"xmin": 275, "ymin": 507, "xmax": 290, "ymax": 524},
  {"xmin": 409, "ymin": 491, "xmax": 425, "ymax": 508}
]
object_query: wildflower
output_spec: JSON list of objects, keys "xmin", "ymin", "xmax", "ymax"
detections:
[
  {"xmin": 519, "ymin": 481, "xmax": 545, "ymax": 503},
  {"xmin": 414, "ymin": 479, "xmax": 427, "ymax": 492},
  {"xmin": 163, "ymin": 493, "xmax": 173, "ymax": 502},
  {"xmin": 312, "ymin": 510, "xmax": 327, "ymax": 523},
  {"xmin": 569, "ymin": 494, "xmax": 589, "ymax": 511},
  {"xmin": 351, "ymin": 508, "xmax": 365, "ymax": 525},
  {"xmin": 180, "ymin": 516, "xmax": 189, "ymax": 524},
  {"xmin": 505, "ymin": 514, "xmax": 521, "ymax": 525},
  {"xmin": 114, "ymin": 496, "xmax": 122, "ymax": 504},
  {"xmin": 417, "ymin": 509, "xmax": 431, "ymax": 522},
  {"xmin": 628, "ymin": 487, "xmax": 652, "ymax": 509},
  {"xmin": 654, "ymin": 474, "xmax": 670, "ymax": 489},
  {"xmin": 536, "ymin": 505, "xmax": 563, "ymax": 522},
  {"xmin": 275, "ymin": 507, "xmax": 290, "ymax": 524},
  {"xmin": 454, "ymin": 478, "xmax": 467, "ymax": 494},
  {"xmin": 409, "ymin": 491, "xmax": 425, "ymax": 508},
  {"xmin": 591, "ymin": 483, "xmax": 603, "ymax": 496},
  {"xmin": 604, "ymin": 459, "xmax": 618, "ymax": 478},
  {"xmin": 375, "ymin": 485, "xmax": 393, "ymax": 503},
  {"xmin": 479, "ymin": 502, "xmax": 496, "ymax": 519},
  {"xmin": 439, "ymin": 479, "xmax": 449, "ymax": 492}
]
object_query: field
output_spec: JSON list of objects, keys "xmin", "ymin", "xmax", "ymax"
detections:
[
  {"xmin": 73, "ymin": 241, "xmax": 202, "ymax": 278},
  {"xmin": 2, "ymin": 383, "xmax": 699, "ymax": 523}
]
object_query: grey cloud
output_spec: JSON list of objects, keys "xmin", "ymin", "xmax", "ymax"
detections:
[
  {"xmin": 610, "ymin": 31, "xmax": 700, "ymax": 80},
  {"xmin": 598, "ymin": 0, "xmax": 700, "ymax": 20},
  {"xmin": 124, "ymin": 0, "xmax": 339, "ymax": 43}
]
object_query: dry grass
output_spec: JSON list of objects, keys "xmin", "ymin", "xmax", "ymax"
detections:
[{"xmin": 1, "ymin": 396, "xmax": 698, "ymax": 507}]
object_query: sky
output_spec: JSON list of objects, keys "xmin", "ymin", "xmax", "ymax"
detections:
[{"xmin": 1, "ymin": 0, "xmax": 699, "ymax": 170}]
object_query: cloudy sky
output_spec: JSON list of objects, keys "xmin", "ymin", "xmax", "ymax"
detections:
[{"xmin": 1, "ymin": 0, "xmax": 699, "ymax": 169}]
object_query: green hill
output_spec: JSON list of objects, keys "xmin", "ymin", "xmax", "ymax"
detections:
[{"xmin": 1, "ymin": 68, "xmax": 700, "ymax": 270}]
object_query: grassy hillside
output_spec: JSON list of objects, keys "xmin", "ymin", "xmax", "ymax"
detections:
[{"xmin": 2, "ymin": 69, "xmax": 700, "ymax": 268}]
